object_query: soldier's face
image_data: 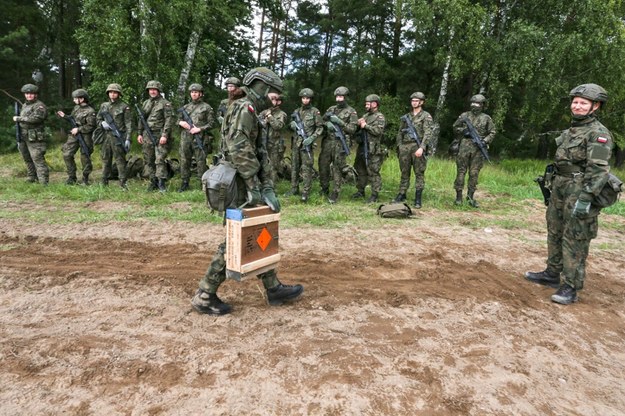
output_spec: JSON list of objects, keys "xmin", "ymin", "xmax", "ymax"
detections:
[
  {"xmin": 108, "ymin": 91, "xmax": 119, "ymax": 100},
  {"xmin": 190, "ymin": 91, "xmax": 202, "ymax": 100},
  {"xmin": 226, "ymin": 84, "xmax": 236, "ymax": 92},
  {"xmin": 301, "ymin": 97, "xmax": 311, "ymax": 105},
  {"xmin": 270, "ymin": 95, "xmax": 281, "ymax": 107},
  {"xmin": 73, "ymin": 97, "xmax": 83, "ymax": 105},
  {"xmin": 365, "ymin": 102, "xmax": 371, "ymax": 111},
  {"xmin": 571, "ymin": 97, "xmax": 598, "ymax": 115},
  {"xmin": 24, "ymin": 93, "xmax": 36, "ymax": 101},
  {"xmin": 336, "ymin": 95, "xmax": 345, "ymax": 102},
  {"xmin": 148, "ymin": 88, "xmax": 159, "ymax": 98},
  {"xmin": 411, "ymin": 99, "xmax": 422, "ymax": 109}
]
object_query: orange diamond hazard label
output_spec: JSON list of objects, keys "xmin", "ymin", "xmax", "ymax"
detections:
[{"xmin": 256, "ymin": 227, "xmax": 272, "ymax": 251}]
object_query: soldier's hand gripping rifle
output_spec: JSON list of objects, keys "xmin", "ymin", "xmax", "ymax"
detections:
[
  {"xmin": 14, "ymin": 102, "xmax": 22, "ymax": 148},
  {"xmin": 135, "ymin": 104, "xmax": 158, "ymax": 147},
  {"xmin": 325, "ymin": 112, "xmax": 350, "ymax": 156},
  {"xmin": 400, "ymin": 114, "xmax": 427, "ymax": 161},
  {"xmin": 100, "ymin": 110, "xmax": 129, "ymax": 153},
  {"xmin": 178, "ymin": 107, "xmax": 207, "ymax": 161},
  {"xmin": 291, "ymin": 112, "xmax": 313, "ymax": 160},
  {"xmin": 535, "ymin": 163, "xmax": 555, "ymax": 206},
  {"xmin": 63, "ymin": 115, "xmax": 91, "ymax": 156},
  {"xmin": 462, "ymin": 116, "xmax": 491, "ymax": 163}
]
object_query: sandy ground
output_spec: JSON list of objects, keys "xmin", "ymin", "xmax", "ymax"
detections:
[{"xmin": 1, "ymin": 199, "xmax": 625, "ymax": 416}]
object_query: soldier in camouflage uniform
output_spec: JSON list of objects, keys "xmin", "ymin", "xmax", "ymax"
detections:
[
  {"xmin": 97, "ymin": 83, "xmax": 132, "ymax": 188},
  {"xmin": 288, "ymin": 88, "xmax": 324, "ymax": 202},
  {"xmin": 56, "ymin": 89, "xmax": 97, "ymax": 185},
  {"xmin": 260, "ymin": 93, "xmax": 288, "ymax": 184},
  {"xmin": 177, "ymin": 83, "xmax": 214, "ymax": 192},
  {"xmin": 137, "ymin": 80, "xmax": 174, "ymax": 192},
  {"xmin": 352, "ymin": 94, "xmax": 386, "ymax": 203},
  {"xmin": 393, "ymin": 92, "xmax": 435, "ymax": 208},
  {"xmin": 191, "ymin": 67, "xmax": 304, "ymax": 315},
  {"xmin": 322, "ymin": 86, "xmax": 358, "ymax": 204},
  {"xmin": 525, "ymin": 84, "xmax": 614, "ymax": 305},
  {"xmin": 217, "ymin": 77, "xmax": 241, "ymax": 125},
  {"xmin": 451, "ymin": 94, "xmax": 496, "ymax": 208},
  {"xmin": 13, "ymin": 84, "xmax": 49, "ymax": 185}
]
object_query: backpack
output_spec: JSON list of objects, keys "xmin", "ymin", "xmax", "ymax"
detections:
[
  {"xmin": 125, "ymin": 155, "xmax": 145, "ymax": 179},
  {"xmin": 377, "ymin": 202, "xmax": 413, "ymax": 218},
  {"xmin": 593, "ymin": 173, "xmax": 623, "ymax": 208},
  {"xmin": 201, "ymin": 160, "xmax": 239, "ymax": 212}
]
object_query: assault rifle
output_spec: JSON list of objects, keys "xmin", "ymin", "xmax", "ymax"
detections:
[
  {"xmin": 462, "ymin": 116, "xmax": 491, "ymax": 163},
  {"xmin": 135, "ymin": 104, "xmax": 158, "ymax": 147},
  {"xmin": 100, "ymin": 110, "xmax": 129, "ymax": 153},
  {"xmin": 14, "ymin": 102, "xmax": 22, "ymax": 147},
  {"xmin": 400, "ymin": 114, "xmax": 427, "ymax": 161},
  {"xmin": 359, "ymin": 129, "xmax": 369, "ymax": 167},
  {"xmin": 63, "ymin": 115, "xmax": 91, "ymax": 156},
  {"xmin": 325, "ymin": 112, "xmax": 350, "ymax": 156},
  {"xmin": 178, "ymin": 107, "xmax": 206, "ymax": 160},
  {"xmin": 535, "ymin": 163, "xmax": 555, "ymax": 206},
  {"xmin": 291, "ymin": 112, "xmax": 313, "ymax": 160}
]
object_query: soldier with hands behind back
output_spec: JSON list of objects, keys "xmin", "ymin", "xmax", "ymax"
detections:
[{"xmin": 260, "ymin": 93, "xmax": 288, "ymax": 185}]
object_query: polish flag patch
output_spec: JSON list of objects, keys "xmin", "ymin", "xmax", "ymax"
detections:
[
  {"xmin": 247, "ymin": 105, "xmax": 255, "ymax": 113},
  {"xmin": 596, "ymin": 136, "xmax": 608, "ymax": 143}
]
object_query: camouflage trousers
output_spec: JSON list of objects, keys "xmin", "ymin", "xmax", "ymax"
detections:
[
  {"xmin": 198, "ymin": 241, "xmax": 280, "ymax": 294},
  {"xmin": 62, "ymin": 134, "xmax": 94, "ymax": 180},
  {"xmin": 179, "ymin": 135, "xmax": 207, "ymax": 181},
  {"xmin": 101, "ymin": 135, "xmax": 127, "ymax": 182},
  {"xmin": 290, "ymin": 143, "xmax": 314, "ymax": 194},
  {"xmin": 317, "ymin": 136, "xmax": 333, "ymax": 191},
  {"xmin": 142, "ymin": 139, "xmax": 172, "ymax": 180},
  {"xmin": 266, "ymin": 143, "xmax": 282, "ymax": 185},
  {"xmin": 397, "ymin": 141, "xmax": 427, "ymax": 193},
  {"xmin": 545, "ymin": 175, "xmax": 599, "ymax": 290},
  {"xmin": 454, "ymin": 140, "xmax": 485, "ymax": 193},
  {"xmin": 19, "ymin": 138, "xmax": 49, "ymax": 184},
  {"xmin": 354, "ymin": 145, "xmax": 383, "ymax": 194}
]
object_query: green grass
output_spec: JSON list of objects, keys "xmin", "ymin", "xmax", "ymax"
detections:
[{"xmin": 1, "ymin": 144, "xmax": 624, "ymax": 230}]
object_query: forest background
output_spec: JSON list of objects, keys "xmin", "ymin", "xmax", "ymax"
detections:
[{"xmin": 1, "ymin": 0, "xmax": 625, "ymax": 165}]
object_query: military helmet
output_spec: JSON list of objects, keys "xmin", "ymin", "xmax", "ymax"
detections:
[
  {"xmin": 72, "ymin": 89, "xmax": 89, "ymax": 101},
  {"xmin": 242, "ymin": 68, "xmax": 283, "ymax": 93},
  {"xmin": 569, "ymin": 83, "xmax": 608, "ymax": 103},
  {"xmin": 299, "ymin": 88, "xmax": 314, "ymax": 98},
  {"xmin": 21, "ymin": 84, "xmax": 39, "ymax": 93},
  {"xmin": 225, "ymin": 77, "xmax": 241, "ymax": 87},
  {"xmin": 106, "ymin": 83, "xmax": 123, "ymax": 95},
  {"xmin": 189, "ymin": 83, "xmax": 204, "ymax": 92},
  {"xmin": 470, "ymin": 94, "xmax": 487, "ymax": 103},
  {"xmin": 334, "ymin": 86, "xmax": 349, "ymax": 96},
  {"xmin": 146, "ymin": 80, "xmax": 162, "ymax": 91},
  {"xmin": 410, "ymin": 92, "xmax": 426, "ymax": 100},
  {"xmin": 365, "ymin": 94, "xmax": 381, "ymax": 103}
]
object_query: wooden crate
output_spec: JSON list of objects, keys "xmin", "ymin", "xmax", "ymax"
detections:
[{"xmin": 225, "ymin": 206, "xmax": 281, "ymax": 281}]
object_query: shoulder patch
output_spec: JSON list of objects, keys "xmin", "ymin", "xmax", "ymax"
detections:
[
  {"xmin": 247, "ymin": 104, "xmax": 255, "ymax": 113},
  {"xmin": 596, "ymin": 136, "xmax": 608, "ymax": 144}
]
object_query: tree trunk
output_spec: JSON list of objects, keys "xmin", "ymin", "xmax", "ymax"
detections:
[
  {"xmin": 175, "ymin": 30, "xmax": 200, "ymax": 106},
  {"xmin": 257, "ymin": 8, "xmax": 266, "ymax": 65},
  {"xmin": 436, "ymin": 29, "xmax": 454, "ymax": 121},
  {"xmin": 614, "ymin": 145, "xmax": 624, "ymax": 168}
]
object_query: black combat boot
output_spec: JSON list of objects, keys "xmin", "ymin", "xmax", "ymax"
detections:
[
  {"xmin": 267, "ymin": 283, "xmax": 304, "ymax": 306},
  {"xmin": 351, "ymin": 190, "xmax": 365, "ymax": 199},
  {"xmin": 551, "ymin": 283, "xmax": 578, "ymax": 305},
  {"xmin": 467, "ymin": 191, "xmax": 479, "ymax": 208},
  {"xmin": 191, "ymin": 289, "xmax": 233, "ymax": 315},
  {"xmin": 65, "ymin": 176, "xmax": 77, "ymax": 185},
  {"xmin": 524, "ymin": 270, "xmax": 561, "ymax": 288},
  {"xmin": 454, "ymin": 190, "xmax": 463, "ymax": 205},
  {"xmin": 82, "ymin": 174, "xmax": 90, "ymax": 186},
  {"xmin": 366, "ymin": 192, "xmax": 378, "ymax": 203},
  {"xmin": 393, "ymin": 193, "xmax": 406, "ymax": 203},
  {"xmin": 178, "ymin": 180, "xmax": 189, "ymax": 192},
  {"xmin": 301, "ymin": 192, "xmax": 309, "ymax": 203},
  {"xmin": 320, "ymin": 186, "xmax": 329, "ymax": 196},
  {"xmin": 101, "ymin": 179, "xmax": 109, "ymax": 187},
  {"xmin": 158, "ymin": 178, "xmax": 167, "ymax": 192},
  {"xmin": 328, "ymin": 190, "xmax": 339, "ymax": 204},
  {"xmin": 120, "ymin": 179, "xmax": 128, "ymax": 190},
  {"xmin": 414, "ymin": 189, "xmax": 423, "ymax": 208},
  {"xmin": 147, "ymin": 177, "xmax": 158, "ymax": 191}
]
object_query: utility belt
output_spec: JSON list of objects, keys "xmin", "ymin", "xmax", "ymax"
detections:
[{"xmin": 554, "ymin": 164, "xmax": 583, "ymax": 178}]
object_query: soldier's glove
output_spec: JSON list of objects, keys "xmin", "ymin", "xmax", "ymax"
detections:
[
  {"xmin": 262, "ymin": 187, "xmax": 281, "ymax": 213},
  {"xmin": 572, "ymin": 199, "xmax": 591, "ymax": 218},
  {"xmin": 462, "ymin": 129, "xmax": 471, "ymax": 138},
  {"xmin": 289, "ymin": 121, "xmax": 298, "ymax": 131},
  {"xmin": 329, "ymin": 115, "xmax": 342, "ymax": 125},
  {"xmin": 303, "ymin": 136, "xmax": 315, "ymax": 147},
  {"xmin": 325, "ymin": 121, "xmax": 335, "ymax": 132},
  {"xmin": 243, "ymin": 176, "xmax": 262, "ymax": 206},
  {"xmin": 101, "ymin": 121, "xmax": 111, "ymax": 130}
]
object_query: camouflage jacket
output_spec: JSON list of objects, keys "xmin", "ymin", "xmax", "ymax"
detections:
[
  {"xmin": 555, "ymin": 116, "xmax": 613, "ymax": 201},
  {"xmin": 16, "ymin": 99, "xmax": 47, "ymax": 132},
  {"xmin": 294, "ymin": 105, "xmax": 323, "ymax": 142},
  {"xmin": 178, "ymin": 99, "xmax": 214, "ymax": 139},
  {"xmin": 260, "ymin": 107, "xmax": 287, "ymax": 149},
  {"xmin": 71, "ymin": 103, "xmax": 97, "ymax": 138},
  {"xmin": 359, "ymin": 109, "xmax": 386, "ymax": 154},
  {"xmin": 452, "ymin": 111, "xmax": 496, "ymax": 145},
  {"xmin": 139, "ymin": 95, "xmax": 174, "ymax": 139},
  {"xmin": 97, "ymin": 99, "xmax": 133, "ymax": 140},
  {"xmin": 325, "ymin": 103, "xmax": 358, "ymax": 139},
  {"xmin": 218, "ymin": 98, "xmax": 229, "ymax": 118},
  {"xmin": 397, "ymin": 109, "xmax": 434, "ymax": 149}
]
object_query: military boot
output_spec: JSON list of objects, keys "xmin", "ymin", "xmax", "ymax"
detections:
[
  {"xmin": 191, "ymin": 289, "xmax": 233, "ymax": 315},
  {"xmin": 147, "ymin": 177, "xmax": 158, "ymax": 191},
  {"xmin": 328, "ymin": 190, "xmax": 339, "ymax": 204},
  {"xmin": 467, "ymin": 191, "xmax": 479, "ymax": 208},
  {"xmin": 524, "ymin": 270, "xmax": 560, "ymax": 288},
  {"xmin": 320, "ymin": 186, "xmax": 329, "ymax": 197},
  {"xmin": 301, "ymin": 192, "xmax": 309, "ymax": 203},
  {"xmin": 158, "ymin": 178, "xmax": 167, "ymax": 192},
  {"xmin": 366, "ymin": 192, "xmax": 378, "ymax": 204},
  {"xmin": 267, "ymin": 283, "xmax": 304, "ymax": 306},
  {"xmin": 178, "ymin": 180, "xmax": 189, "ymax": 193},
  {"xmin": 551, "ymin": 283, "xmax": 578, "ymax": 305},
  {"xmin": 414, "ymin": 189, "xmax": 423, "ymax": 208},
  {"xmin": 101, "ymin": 179, "xmax": 109, "ymax": 187},
  {"xmin": 120, "ymin": 179, "xmax": 128, "ymax": 190},
  {"xmin": 454, "ymin": 190, "xmax": 463, "ymax": 205},
  {"xmin": 351, "ymin": 190, "xmax": 365, "ymax": 199},
  {"xmin": 82, "ymin": 174, "xmax": 90, "ymax": 186},
  {"xmin": 393, "ymin": 193, "xmax": 406, "ymax": 203},
  {"xmin": 65, "ymin": 176, "xmax": 77, "ymax": 185}
]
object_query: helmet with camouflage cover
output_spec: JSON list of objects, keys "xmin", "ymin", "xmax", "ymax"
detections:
[
  {"xmin": 365, "ymin": 94, "xmax": 381, "ymax": 103},
  {"xmin": 410, "ymin": 92, "xmax": 426, "ymax": 100},
  {"xmin": 334, "ymin": 86, "xmax": 349, "ymax": 96},
  {"xmin": 569, "ymin": 83, "xmax": 608, "ymax": 104},
  {"xmin": 106, "ymin": 83, "xmax": 123, "ymax": 95},
  {"xmin": 470, "ymin": 94, "xmax": 487, "ymax": 103},
  {"xmin": 72, "ymin": 89, "xmax": 89, "ymax": 101},
  {"xmin": 189, "ymin": 83, "xmax": 204, "ymax": 92},
  {"xmin": 225, "ymin": 77, "xmax": 241, "ymax": 87},
  {"xmin": 146, "ymin": 80, "xmax": 162, "ymax": 91},
  {"xmin": 299, "ymin": 88, "xmax": 314, "ymax": 98},
  {"xmin": 243, "ymin": 68, "xmax": 283, "ymax": 92},
  {"xmin": 21, "ymin": 84, "xmax": 39, "ymax": 93}
]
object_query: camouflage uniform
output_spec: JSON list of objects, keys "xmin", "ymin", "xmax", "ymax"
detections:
[
  {"xmin": 354, "ymin": 97, "xmax": 386, "ymax": 201},
  {"xmin": 452, "ymin": 95, "xmax": 495, "ymax": 205},
  {"xmin": 61, "ymin": 91, "xmax": 96, "ymax": 184},
  {"xmin": 178, "ymin": 89, "xmax": 214, "ymax": 186},
  {"xmin": 322, "ymin": 92, "xmax": 358, "ymax": 202},
  {"xmin": 15, "ymin": 84, "xmax": 49, "ymax": 184},
  {"xmin": 97, "ymin": 87, "xmax": 132, "ymax": 186},
  {"xmin": 138, "ymin": 83, "xmax": 174, "ymax": 188},
  {"xmin": 260, "ymin": 104, "xmax": 287, "ymax": 184},
  {"xmin": 290, "ymin": 95, "xmax": 323, "ymax": 199}
]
